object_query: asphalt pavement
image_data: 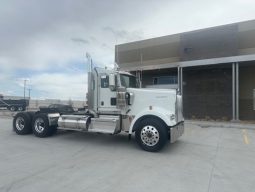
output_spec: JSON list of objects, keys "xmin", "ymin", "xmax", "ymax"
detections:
[{"xmin": 0, "ymin": 117, "xmax": 255, "ymax": 192}]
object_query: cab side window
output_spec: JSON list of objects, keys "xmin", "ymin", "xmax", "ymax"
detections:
[{"xmin": 101, "ymin": 75, "xmax": 109, "ymax": 88}]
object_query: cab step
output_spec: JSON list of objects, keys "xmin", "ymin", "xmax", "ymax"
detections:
[{"xmin": 89, "ymin": 115, "xmax": 120, "ymax": 134}]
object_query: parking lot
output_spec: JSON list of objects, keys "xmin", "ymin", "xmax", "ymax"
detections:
[{"xmin": 0, "ymin": 116, "xmax": 255, "ymax": 192}]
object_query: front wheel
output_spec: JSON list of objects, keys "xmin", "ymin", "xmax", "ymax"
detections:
[{"xmin": 135, "ymin": 118, "xmax": 168, "ymax": 152}]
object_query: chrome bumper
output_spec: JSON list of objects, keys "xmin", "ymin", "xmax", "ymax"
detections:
[{"xmin": 170, "ymin": 121, "xmax": 184, "ymax": 143}]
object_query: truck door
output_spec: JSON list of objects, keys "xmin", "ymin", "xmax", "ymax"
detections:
[{"xmin": 98, "ymin": 74, "xmax": 117, "ymax": 112}]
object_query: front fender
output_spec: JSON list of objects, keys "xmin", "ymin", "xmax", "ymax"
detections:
[{"xmin": 128, "ymin": 107, "xmax": 176, "ymax": 134}]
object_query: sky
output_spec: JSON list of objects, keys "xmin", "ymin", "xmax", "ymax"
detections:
[{"xmin": 1, "ymin": 0, "xmax": 255, "ymax": 100}]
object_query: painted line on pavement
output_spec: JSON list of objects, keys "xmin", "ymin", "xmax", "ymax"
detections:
[{"xmin": 242, "ymin": 129, "xmax": 250, "ymax": 145}]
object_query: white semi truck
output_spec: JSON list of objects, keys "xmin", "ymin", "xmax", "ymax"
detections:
[{"xmin": 12, "ymin": 62, "xmax": 184, "ymax": 152}]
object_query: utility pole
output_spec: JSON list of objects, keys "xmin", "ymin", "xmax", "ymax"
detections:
[
  {"xmin": 23, "ymin": 79, "xmax": 28, "ymax": 100},
  {"xmin": 27, "ymin": 88, "xmax": 32, "ymax": 99}
]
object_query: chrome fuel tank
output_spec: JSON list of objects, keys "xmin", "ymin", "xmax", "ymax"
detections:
[{"xmin": 58, "ymin": 115, "xmax": 90, "ymax": 130}]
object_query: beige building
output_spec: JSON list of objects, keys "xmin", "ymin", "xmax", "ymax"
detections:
[
  {"xmin": 116, "ymin": 20, "xmax": 255, "ymax": 121},
  {"xmin": 28, "ymin": 99, "xmax": 86, "ymax": 110}
]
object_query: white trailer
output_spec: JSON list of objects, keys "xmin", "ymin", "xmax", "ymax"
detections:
[{"xmin": 12, "ymin": 61, "xmax": 184, "ymax": 152}]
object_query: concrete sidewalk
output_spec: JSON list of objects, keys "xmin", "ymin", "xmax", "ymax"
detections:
[{"xmin": 186, "ymin": 120, "xmax": 255, "ymax": 130}]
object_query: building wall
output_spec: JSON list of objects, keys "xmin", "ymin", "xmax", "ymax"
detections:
[
  {"xmin": 117, "ymin": 20, "xmax": 255, "ymax": 72},
  {"xmin": 138, "ymin": 68, "xmax": 177, "ymax": 88},
  {"xmin": 239, "ymin": 63, "xmax": 255, "ymax": 120},
  {"xmin": 116, "ymin": 20, "xmax": 255, "ymax": 122},
  {"xmin": 180, "ymin": 24, "xmax": 238, "ymax": 61},
  {"xmin": 238, "ymin": 20, "xmax": 255, "ymax": 55},
  {"xmin": 183, "ymin": 65, "xmax": 232, "ymax": 120}
]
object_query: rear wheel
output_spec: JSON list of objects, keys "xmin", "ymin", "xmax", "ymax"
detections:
[
  {"xmin": 135, "ymin": 118, "xmax": 168, "ymax": 152},
  {"xmin": 13, "ymin": 112, "xmax": 32, "ymax": 135},
  {"xmin": 32, "ymin": 114, "xmax": 54, "ymax": 137}
]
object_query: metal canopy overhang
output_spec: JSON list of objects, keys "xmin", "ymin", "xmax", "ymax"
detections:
[{"xmin": 121, "ymin": 54, "xmax": 255, "ymax": 71}]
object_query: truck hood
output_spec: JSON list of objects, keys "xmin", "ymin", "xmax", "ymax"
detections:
[{"xmin": 126, "ymin": 88, "xmax": 177, "ymax": 117}]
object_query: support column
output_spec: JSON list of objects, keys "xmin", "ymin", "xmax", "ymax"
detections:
[
  {"xmin": 180, "ymin": 67, "xmax": 183, "ymax": 95},
  {"xmin": 178, "ymin": 67, "xmax": 180, "ymax": 93},
  {"xmin": 232, "ymin": 63, "xmax": 236, "ymax": 121},
  {"xmin": 236, "ymin": 62, "xmax": 239, "ymax": 121},
  {"xmin": 178, "ymin": 67, "xmax": 183, "ymax": 95},
  {"xmin": 136, "ymin": 70, "xmax": 142, "ymax": 88}
]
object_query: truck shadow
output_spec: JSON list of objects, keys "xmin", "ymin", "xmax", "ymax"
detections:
[
  {"xmin": 54, "ymin": 130, "xmax": 184, "ymax": 154},
  {"xmin": 55, "ymin": 130, "xmax": 139, "ymax": 150}
]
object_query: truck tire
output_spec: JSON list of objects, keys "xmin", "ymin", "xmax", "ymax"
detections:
[
  {"xmin": 13, "ymin": 112, "xmax": 32, "ymax": 135},
  {"xmin": 9, "ymin": 106, "xmax": 16, "ymax": 111},
  {"xmin": 17, "ymin": 106, "xmax": 24, "ymax": 111},
  {"xmin": 32, "ymin": 114, "xmax": 53, "ymax": 137},
  {"xmin": 27, "ymin": 112, "xmax": 36, "ymax": 120},
  {"xmin": 135, "ymin": 118, "xmax": 168, "ymax": 152}
]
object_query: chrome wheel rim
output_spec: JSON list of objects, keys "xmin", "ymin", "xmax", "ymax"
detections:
[
  {"xmin": 18, "ymin": 107, "xmax": 23, "ymax": 111},
  {"xmin": 10, "ymin": 107, "xmax": 15, "ymax": 111},
  {"xmin": 34, "ymin": 118, "xmax": 45, "ymax": 133},
  {"xmin": 16, "ymin": 117, "xmax": 25, "ymax": 131},
  {"xmin": 141, "ymin": 125, "xmax": 160, "ymax": 146}
]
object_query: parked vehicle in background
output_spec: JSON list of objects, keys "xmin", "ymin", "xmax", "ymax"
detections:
[
  {"xmin": 0, "ymin": 95, "xmax": 29, "ymax": 111},
  {"xmin": 39, "ymin": 104, "xmax": 75, "ymax": 114}
]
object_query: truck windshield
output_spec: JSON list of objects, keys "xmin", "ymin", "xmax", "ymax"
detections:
[{"xmin": 120, "ymin": 74, "xmax": 138, "ymax": 88}]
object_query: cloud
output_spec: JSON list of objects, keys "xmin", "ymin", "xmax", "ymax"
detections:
[
  {"xmin": 71, "ymin": 38, "xmax": 90, "ymax": 45},
  {"xmin": 0, "ymin": 0, "xmax": 149, "ymax": 72},
  {"xmin": 30, "ymin": 72, "xmax": 87, "ymax": 100},
  {"xmin": 103, "ymin": 27, "xmax": 144, "ymax": 42},
  {"xmin": 1, "ymin": 0, "xmax": 255, "ymax": 100}
]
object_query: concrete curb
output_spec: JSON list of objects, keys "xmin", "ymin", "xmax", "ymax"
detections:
[{"xmin": 186, "ymin": 120, "xmax": 255, "ymax": 129}]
